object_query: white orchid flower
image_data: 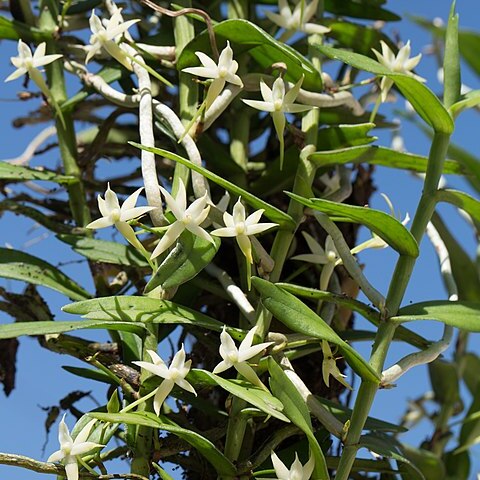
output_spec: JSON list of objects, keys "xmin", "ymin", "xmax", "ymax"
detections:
[
  {"xmin": 213, "ymin": 326, "xmax": 273, "ymax": 389},
  {"xmin": 132, "ymin": 345, "xmax": 196, "ymax": 415},
  {"xmin": 265, "ymin": 0, "xmax": 330, "ymax": 36},
  {"xmin": 211, "ymin": 198, "xmax": 277, "ymax": 264},
  {"xmin": 151, "ymin": 180, "xmax": 214, "ymax": 260},
  {"xmin": 291, "ymin": 233, "xmax": 340, "ymax": 291},
  {"xmin": 47, "ymin": 415, "xmax": 103, "ymax": 480},
  {"xmin": 86, "ymin": 184, "xmax": 155, "ymax": 251},
  {"xmin": 86, "ymin": 9, "xmax": 140, "ymax": 70},
  {"xmin": 321, "ymin": 340, "xmax": 352, "ymax": 390},
  {"xmin": 372, "ymin": 40, "xmax": 425, "ymax": 102},
  {"xmin": 243, "ymin": 76, "xmax": 312, "ymax": 168},
  {"xmin": 183, "ymin": 41, "xmax": 243, "ymax": 110},
  {"xmin": 258, "ymin": 451, "xmax": 315, "ymax": 480}
]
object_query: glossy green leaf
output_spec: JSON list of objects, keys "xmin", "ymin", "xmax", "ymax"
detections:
[
  {"xmin": 0, "ymin": 248, "xmax": 90, "ymax": 301},
  {"xmin": 315, "ymin": 44, "xmax": 454, "ymax": 134},
  {"xmin": 177, "ymin": 19, "xmax": 322, "ymax": 91},
  {"xmin": 316, "ymin": 123, "xmax": 377, "ymax": 151},
  {"xmin": 0, "ymin": 319, "xmax": 144, "ymax": 339},
  {"xmin": 89, "ymin": 411, "xmax": 236, "ymax": 476},
  {"xmin": 0, "ymin": 17, "xmax": 49, "ymax": 41},
  {"xmin": 431, "ymin": 212, "xmax": 480, "ymax": 302},
  {"xmin": 429, "ymin": 360, "xmax": 459, "ymax": 405},
  {"xmin": 107, "ymin": 390, "xmax": 121, "ymax": 413},
  {"xmin": 65, "ymin": 0, "xmax": 102, "ymax": 15},
  {"xmin": 463, "ymin": 353, "xmax": 480, "ymax": 394},
  {"xmin": 450, "ymin": 89, "xmax": 480, "ymax": 118},
  {"xmin": 437, "ymin": 189, "xmax": 480, "ymax": 225},
  {"xmin": 359, "ymin": 433, "xmax": 425, "ymax": 480},
  {"xmin": 401, "ymin": 444, "xmax": 446, "ymax": 480},
  {"xmin": 324, "ymin": 0, "xmax": 400, "ymax": 21},
  {"xmin": 62, "ymin": 296, "xmax": 245, "ymax": 340},
  {"xmin": 443, "ymin": 2, "xmax": 461, "ymax": 109},
  {"xmin": 277, "ymin": 283, "xmax": 429, "ymax": 349},
  {"xmin": 57, "ymin": 234, "xmax": 149, "ymax": 267},
  {"xmin": 189, "ymin": 369, "xmax": 289, "ymax": 422},
  {"xmin": 395, "ymin": 300, "xmax": 480, "ymax": 331},
  {"xmin": 131, "ymin": 143, "xmax": 294, "ymax": 228},
  {"xmin": 252, "ymin": 277, "xmax": 380, "ymax": 383},
  {"xmin": 268, "ymin": 358, "xmax": 329, "ymax": 480},
  {"xmin": 145, "ymin": 231, "xmax": 220, "ymax": 293},
  {"xmin": 309, "ymin": 145, "xmax": 464, "ymax": 175},
  {"xmin": 0, "ymin": 162, "xmax": 75, "ymax": 184},
  {"xmin": 287, "ymin": 192, "xmax": 419, "ymax": 257},
  {"xmin": 444, "ymin": 449, "xmax": 470, "ymax": 480}
]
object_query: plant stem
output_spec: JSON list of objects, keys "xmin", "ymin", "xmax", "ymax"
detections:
[
  {"xmin": 38, "ymin": 0, "xmax": 91, "ymax": 228},
  {"xmin": 334, "ymin": 131, "xmax": 451, "ymax": 480}
]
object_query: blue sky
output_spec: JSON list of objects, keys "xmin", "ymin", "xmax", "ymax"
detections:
[{"xmin": 0, "ymin": 1, "xmax": 479, "ymax": 478}]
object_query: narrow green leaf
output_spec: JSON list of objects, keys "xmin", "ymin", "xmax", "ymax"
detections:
[
  {"xmin": 394, "ymin": 300, "xmax": 480, "ymax": 332},
  {"xmin": 0, "ymin": 17, "xmax": 50, "ymax": 41},
  {"xmin": 450, "ymin": 89, "xmax": 480, "ymax": 118},
  {"xmin": 316, "ymin": 123, "xmax": 377, "ymax": 151},
  {"xmin": 324, "ymin": 0, "xmax": 400, "ymax": 22},
  {"xmin": 131, "ymin": 143, "xmax": 295, "ymax": 228},
  {"xmin": 0, "ymin": 320, "xmax": 145, "ymax": 339},
  {"xmin": 277, "ymin": 283, "xmax": 429, "ymax": 349},
  {"xmin": 145, "ymin": 231, "xmax": 220, "ymax": 293},
  {"xmin": 286, "ymin": 192, "xmax": 419, "ymax": 257},
  {"xmin": 268, "ymin": 358, "xmax": 329, "ymax": 480},
  {"xmin": 188, "ymin": 369, "xmax": 289, "ymax": 422},
  {"xmin": 436, "ymin": 189, "xmax": 480, "ymax": 225},
  {"xmin": 62, "ymin": 296, "xmax": 245, "ymax": 340},
  {"xmin": 252, "ymin": 277, "xmax": 380, "ymax": 383},
  {"xmin": 308, "ymin": 145, "xmax": 464, "ymax": 175},
  {"xmin": 177, "ymin": 19, "xmax": 322, "ymax": 91},
  {"xmin": 57, "ymin": 234, "xmax": 149, "ymax": 267},
  {"xmin": 463, "ymin": 353, "xmax": 480, "ymax": 394},
  {"xmin": 89, "ymin": 411, "xmax": 236, "ymax": 476},
  {"xmin": 443, "ymin": 1, "xmax": 461, "ymax": 109},
  {"xmin": 0, "ymin": 162, "xmax": 75, "ymax": 184},
  {"xmin": 315, "ymin": 44, "xmax": 454, "ymax": 134},
  {"xmin": 0, "ymin": 248, "xmax": 90, "ymax": 301}
]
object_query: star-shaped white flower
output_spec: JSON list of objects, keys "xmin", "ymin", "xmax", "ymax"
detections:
[
  {"xmin": 86, "ymin": 9, "xmax": 140, "ymax": 70},
  {"xmin": 183, "ymin": 41, "xmax": 243, "ymax": 110},
  {"xmin": 265, "ymin": 0, "xmax": 330, "ymax": 36},
  {"xmin": 151, "ymin": 180, "xmax": 214, "ymax": 260},
  {"xmin": 372, "ymin": 40, "xmax": 425, "ymax": 102},
  {"xmin": 243, "ymin": 76, "xmax": 312, "ymax": 168},
  {"xmin": 259, "ymin": 451, "xmax": 315, "ymax": 480},
  {"xmin": 321, "ymin": 340, "xmax": 352, "ymax": 390},
  {"xmin": 132, "ymin": 346, "xmax": 196, "ymax": 415},
  {"xmin": 211, "ymin": 198, "xmax": 277, "ymax": 264},
  {"xmin": 5, "ymin": 40, "xmax": 62, "ymax": 84},
  {"xmin": 213, "ymin": 326, "xmax": 273, "ymax": 389},
  {"xmin": 291, "ymin": 233, "xmax": 339, "ymax": 291},
  {"xmin": 86, "ymin": 184, "xmax": 155, "ymax": 251},
  {"xmin": 47, "ymin": 415, "xmax": 104, "ymax": 480}
]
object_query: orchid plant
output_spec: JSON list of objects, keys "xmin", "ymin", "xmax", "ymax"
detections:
[{"xmin": 1, "ymin": 1, "xmax": 479, "ymax": 480}]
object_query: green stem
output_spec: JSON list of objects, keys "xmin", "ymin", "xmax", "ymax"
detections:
[
  {"xmin": 334, "ymin": 131, "xmax": 451, "ymax": 480},
  {"xmin": 38, "ymin": 0, "xmax": 91, "ymax": 228}
]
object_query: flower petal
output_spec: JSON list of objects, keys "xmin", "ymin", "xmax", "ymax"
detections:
[
  {"xmin": 236, "ymin": 234, "xmax": 253, "ymax": 263},
  {"xmin": 283, "ymin": 76, "xmax": 303, "ymax": 105},
  {"xmin": 303, "ymin": 22, "xmax": 330, "ymax": 34},
  {"xmin": 150, "ymin": 221, "xmax": 185, "ymax": 259},
  {"xmin": 104, "ymin": 184, "xmax": 120, "ymax": 211},
  {"xmin": 259, "ymin": 79, "xmax": 273, "ymax": 104},
  {"xmin": 86, "ymin": 217, "xmax": 114, "ymax": 230},
  {"xmin": 132, "ymin": 360, "xmax": 170, "ymax": 379},
  {"xmin": 186, "ymin": 224, "xmax": 215, "ymax": 245},
  {"xmin": 5, "ymin": 68, "xmax": 27, "ymax": 82},
  {"xmin": 238, "ymin": 342, "xmax": 273, "ymax": 363},
  {"xmin": 121, "ymin": 187, "xmax": 143, "ymax": 211},
  {"xmin": 244, "ymin": 223, "xmax": 277, "ymax": 236},
  {"xmin": 242, "ymin": 99, "xmax": 275, "ymax": 113},
  {"xmin": 64, "ymin": 456, "xmax": 79, "ymax": 480},
  {"xmin": 210, "ymin": 226, "xmax": 237, "ymax": 237},
  {"xmin": 32, "ymin": 53, "xmax": 63, "ymax": 69},
  {"xmin": 235, "ymin": 361, "xmax": 263, "ymax": 388},
  {"xmin": 153, "ymin": 379, "xmax": 174, "ymax": 415},
  {"xmin": 18, "ymin": 40, "xmax": 32, "ymax": 59},
  {"xmin": 271, "ymin": 451, "xmax": 290, "ymax": 479},
  {"xmin": 212, "ymin": 359, "xmax": 231, "ymax": 374},
  {"xmin": 183, "ymin": 66, "xmax": 217, "ymax": 79},
  {"xmin": 73, "ymin": 419, "xmax": 96, "ymax": 445},
  {"xmin": 195, "ymin": 51, "xmax": 218, "ymax": 70},
  {"xmin": 170, "ymin": 346, "xmax": 187, "ymax": 370},
  {"xmin": 175, "ymin": 378, "xmax": 197, "ymax": 396},
  {"xmin": 147, "ymin": 349, "xmax": 165, "ymax": 366},
  {"xmin": 185, "ymin": 194, "xmax": 209, "ymax": 221},
  {"xmin": 59, "ymin": 414, "xmax": 73, "ymax": 447},
  {"xmin": 205, "ymin": 78, "xmax": 226, "ymax": 110},
  {"xmin": 120, "ymin": 206, "xmax": 156, "ymax": 222},
  {"xmin": 70, "ymin": 441, "xmax": 103, "ymax": 456},
  {"xmin": 264, "ymin": 10, "xmax": 287, "ymax": 29},
  {"xmin": 47, "ymin": 450, "xmax": 64, "ymax": 463}
]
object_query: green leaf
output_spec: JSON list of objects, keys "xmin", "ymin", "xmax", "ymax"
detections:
[
  {"xmin": 57, "ymin": 234, "xmax": 149, "ymax": 267},
  {"xmin": 450, "ymin": 89, "xmax": 480, "ymax": 118},
  {"xmin": 286, "ymin": 192, "xmax": 419, "ymax": 257},
  {"xmin": 437, "ymin": 189, "xmax": 480, "ymax": 225},
  {"xmin": 308, "ymin": 145, "xmax": 464, "ymax": 175},
  {"xmin": 0, "ymin": 17, "xmax": 49, "ymax": 41},
  {"xmin": 316, "ymin": 123, "xmax": 377, "ymax": 151},
  {"xmin": 463, "ymin": 353, "xmax": 480, "ymax": 395},
  {"xmin": 324, "ymin": 0, "xmax": 400, "ymax": 22},
  {"xmin": 401, "ymin": 444, "xmax": 446, "ymax": 480},
  {"xmin": 315, "ymin": 44, "xmax": 454, "ymax": 134},
  {"xmin": 458, "ymin": 383, "xmax": 480, "ymax": 454},
  {"xmin": 444, "ymin": 449, "xmax": 470, "ymax": 480},
  {"xmin": 107, "ymin": 390, "xmax": 121, "ymax": 413},
  {"xmin": 89, "ymin": 411, "xmax": 236, "ymax": 476},
  {"xmin": 177, "ymin": 19, "xmax": 322, "ymax": 92},
  {"xmin": 145, "ymin": 231, "xmax": 220, "ymax": 293},
  {"xmin": 395, "ymin": 300, "xmax": 480, "ymax": 332},
  {"xmin": 276, "ymin": 283, "xmax": 429, "ymax": 349},
  {"xmin": 131, "ymin": 143, "xmax": 294, "ymax": 228},
  {"xmin": 268, "ymin": 358, "xmax": 329, "ymax": 480},
  {"xmin": 447, "ymin": 141, "xmax": 480, "ymax": 193},
  {"xmin": 252, "ymin": 277, "xmax": 380, "ymax": 383},
  {"xmin": 443, "ymin": 1, "xmax": 461, "ymax": 109},
  {"xmin": 0, "ymin": 162, "xmax": 75, "ymax": 184},
  {"xmin": 0, "ymin": 319, "xmax": 144, "ymax": 339},
  {"xmin": 0, "ymin": 248, "xmax": 90, "ymax": 301},
  {"xmin": 429, "ymin": 359, "xmax": 460, "ymax": 405},
  {"xmin": 62, "ymin": 296, "xmax": 245, "ymax": 340},
  {"xmin": 188, "ymin": 369, "xmax": 289, "ymax": 422}
]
